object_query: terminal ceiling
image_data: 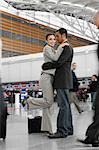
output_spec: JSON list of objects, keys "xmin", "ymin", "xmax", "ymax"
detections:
[{"xmin": 1, "ymin": 0, "xmax": 99, "ymax": 42}]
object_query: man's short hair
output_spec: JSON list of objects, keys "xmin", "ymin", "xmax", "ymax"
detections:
[{"xmin": 56, "ymin": 28, "xmax": 67, "ymax": 38}]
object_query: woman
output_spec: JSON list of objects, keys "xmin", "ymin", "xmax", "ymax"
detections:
[{"xmin": 24, "ymin": 34, "xmax": 67, "ymax": 133}]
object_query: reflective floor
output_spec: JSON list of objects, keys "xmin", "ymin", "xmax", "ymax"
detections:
[{"xmin": 0, "ymin": 100, "xmax": 99, "ymax": 150}]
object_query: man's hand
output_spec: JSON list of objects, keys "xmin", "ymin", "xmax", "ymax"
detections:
[
  {"xmin": 42, "ymin": 62, "xmax": 54, "ymax": 70},
  {"xmin": 60, "ymin": 42, "xmax": 69, "ymax": 48}
]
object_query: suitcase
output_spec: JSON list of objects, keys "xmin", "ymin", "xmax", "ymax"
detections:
[{"xmin": 28, "ymin": 116, "xmax": 42, "ymax": 134}]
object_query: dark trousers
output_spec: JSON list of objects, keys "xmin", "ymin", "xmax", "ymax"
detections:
[
  {"xmin": 56, "ymin": 89, "xmax": 73, "ymax": 136},
  {"xmin": 86, "ymin": 87, "xmax": 99, "ymax": 140},
  {"xmin": 0, "ymin": 120, "xmax": 7, "ymax": 139}
]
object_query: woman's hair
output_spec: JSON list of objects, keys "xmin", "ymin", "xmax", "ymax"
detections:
[{"xmin": 46, "ymin": 33, "xmax": 55, "ymax": 40}]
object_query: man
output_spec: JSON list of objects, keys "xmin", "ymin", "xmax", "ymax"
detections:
[
  {"xmin": 70, "ymin": 63, "xmax": 83, "ymax": 113},
  {"xmin": 78, "ymin": 11, "xmax": 99, "ymax": 147},
  {"xmin": 0, "ymin": 85, "xmax": 8, "ymax": 141},
  {"xmin": 42, "ymin": 28, "xmax": 73, "ymax": 138}
]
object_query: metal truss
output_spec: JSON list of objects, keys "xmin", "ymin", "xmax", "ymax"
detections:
[
  {"xmin": 1, "ymin": 0, "xmax": 99, "ymax": 43},
  {"xmin": 53, "ymin": 12, "xmax": 98, "ymax": 43}
]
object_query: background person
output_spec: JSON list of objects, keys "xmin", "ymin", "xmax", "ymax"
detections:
[
  {"xmin": 0, "ymin": 85, "xmax": 8, "ymax": 141},
  {"xmin": 86, "ymin": 74, "xmax": 98, "ymax": 110},
  {"xmin": 78, "ymin": 11, "xmax": 99, "ymax": 147},
  {"xmin": 69, "ymin": 63, "xmax": 83, "ymax": 113}
]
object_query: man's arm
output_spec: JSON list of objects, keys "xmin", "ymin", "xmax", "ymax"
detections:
[
  {"xmin": 42, "ymin": 62, "xmax": 55, "ymax": 70},
  {"xmin": 42, "ymin": 45, "xmax": 73, "ymax": 70}
]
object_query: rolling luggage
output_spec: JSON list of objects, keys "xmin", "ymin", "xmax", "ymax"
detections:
[{"xmin": 28, "ymin": 116, "xmax": 42, "ymax": 134}]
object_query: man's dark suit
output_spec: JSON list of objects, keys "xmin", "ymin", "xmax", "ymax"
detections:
[{"xmin": 42, "ymin": 44, "xmax": 74, "ymax": 137}]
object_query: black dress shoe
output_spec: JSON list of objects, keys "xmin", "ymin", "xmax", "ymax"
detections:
[
  {"xmin": 77, "ymin": 138, "xmax": 99, "ymax": 147},
  {"xmin": 48, "ymin": 132, "xmax": 67, "ymax": 139},
  {"xmin": 92, "ymin": 141, "xmax": 99, "ymax": 147},
  {"xmin": 77, "ymin": 138, "xmax": 92, "ymax": 144}
]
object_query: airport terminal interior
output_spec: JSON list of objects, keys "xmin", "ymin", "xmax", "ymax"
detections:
[{"xmin": 0, "ymin": 0, "xmax": 99, "ymax": 150}]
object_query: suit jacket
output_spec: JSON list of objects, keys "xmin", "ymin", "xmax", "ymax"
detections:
[
  {"xmin": 42, "ymin": 45, "xmax": 73, "ymax": 89},
  {"xmin": 70, "ymin": 71, "xmax": 80, "ymax": 92}
]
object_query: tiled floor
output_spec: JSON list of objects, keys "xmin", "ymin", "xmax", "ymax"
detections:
[{"xmin": 0, "ymin": 101, "xmax": 99, "ymax": 150}]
